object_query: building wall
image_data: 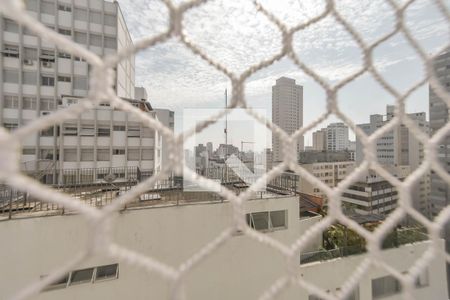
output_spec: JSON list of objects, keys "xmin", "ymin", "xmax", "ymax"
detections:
[
  {"xmin": 0, "ymin": 1, "xmax": 158, "ymax": 182},
  {"xmin": 0, "ymin": 197, "xmax": 447, "ymax": 300},
  {"xmin": 272, "ymin": 77, "xmax": 303, "ymax": 162},
  {"xmin": 155, "ymin": 109, "xmax": 174, "ymax": 175},
  {"xmin": 312, "ymin": 128, "xmax": 326, "ymax": 151},
  {"xmin": 355, "ymin": 106, "xmax": 430, "ymax": 217},
  {"xmin": 0, "ymin": 195, "xmax": 323, "ymax": 300},
  {"xmin": 298, "ymin": 161, "xmax": 355, "ymax": 199}
]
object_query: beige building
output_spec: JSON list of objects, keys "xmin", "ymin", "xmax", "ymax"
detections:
[
  {"xmin": 272, "ymin": 77, "xmax": 303, "ymax": 162},
  {"xmin": 298, "ymin": 160, "xmax": 355, "ymax": 199},
  {"xmin": 312, "ymin": 128, "xmax": 327, "ymax": 151}
]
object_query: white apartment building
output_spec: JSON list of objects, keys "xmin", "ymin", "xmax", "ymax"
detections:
[
  {"xmin": 326, "ymin": 122, "xmax": 349, "ymax": 151},
  {"xmin": 355, "ymin": 106, "xmax": 430, "ymax": 217},
  {"xmin": 1, "ymin": 0, "xmax": 161, "ymax": 183},
  {"xmin": 272, "ymin": 77, "xmax": 303, "ymax": 162},
  {"xmin": 0, "ymin": 192, "xmax": 447, "ymax": 300}
]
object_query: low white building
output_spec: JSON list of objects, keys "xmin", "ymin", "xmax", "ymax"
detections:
[{"xmin": 0, "ymin": 191, "xmax": 447, "ymax": 300}]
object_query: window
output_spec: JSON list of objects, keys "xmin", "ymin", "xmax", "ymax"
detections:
[
  {"xmin": 69, "ymin": 268, "xmax": 94, "ymax": 285},
  {"xmin": 23, "ymin": 97, "xmax": 37, "ymax": 110},
  {"xmin": 80, "ymin": 149, "xmax": 94, "ymax": 161},
  {"xmin": 80, "ymin": 124, "xmax": 95, "ymax": 136},
  {"xmin": 24, "ymin": 47, "xmax": 38, "ymax": 60},
  {"xmin": 39, "ymin": 149, "xmax": 54, "ymax": 160},
  {"xmin": 73, "ymin": 76, "xmax": 88, "ymax": 90},
  {"xmin": 89, "ymin": 34, "xmax": 102, "ymax": 47},
  {"xmin": 113, "ymin": 125, "xmax": 126, "ymax": 131},
  {"xmin": 104, "ymin": 36, "xmax": 117, "ymax": 49},
  {"xmin": 40, "ymin": 127, "xmax": 54, "ymax": 137},
  {"xmin": 58, "ymin": 76, "xmax": 71, "ymax": 82},
  {"xmin": 4, "ymin": 95, "xmax": 19, "ymax": 109},
  {"xmin": 41, "ymin": 75, "xmax": 55, "ymax": 86},
  {"xmin": 22, "ymin": 148, "xmax": 36, "ymax": 155},
  {"xmin": 246, "ymin": 210, "xmax": 288, "ymax": 232},
  {"xmin": 42, "ymin": 274, "xmax": 69, "ymax": 290},
  {"xmin": 127, "ymin": 149, "xmax": 140, "ymax": 161},
  {"xmin": 23, "ymin": 72, "xmax": 37, "ymax": 85},
  {"xmin": 58, "ymin": 28, "xmax": 72, "ymax": 36},
  {"xmin": 127, "ymin": 126, "xmax": 140, "ymax": 137},
  {"xmin": 3, "ymin": 69, "xmax": 19, "ymax": 83},
  {"xmin": 95, "ymin": 264, "xmax": 119, "ymax": 281},
  {"xmin": 113, "ymin": 149, "xmax": 125, "ymax": 155},
  {"xmin": 40, "ymin": 49, "xmax": 55, "ymax": 63},
  {"xmin": 415, "ymin": 270, "xmax": 429, "ymax": 288},
  {"xmin": 74, "ymin": 31, "xmax": 87, "ymax": 44},
  {"xmin": 64, "ymin": 149, "xmax": 77, "ymax": 162},
  {"xmin": 97, "ymin": 149, "xmax": 110, "ymax": 161},
  {"xmin": 63, "ymin": 125, "xmax": 77, "ymax": 136},
  {"xmin": 74, "ymin": 7, "xmax": 87, "ymax": 21},
  {"xmin": 104, "ymin": 14, "xmax": 116, "ymax": 27},
  {"xmin": 97, "ymin": 126, "xmax": 110, "ymax": 137},
  {"xmin": 3, "ymin": 122, "xmax": 18, "ymax": 131},
  {"xmin": 142, "ymin": 127, "xmax": 155, "ymax": 138},
  {"xmin": 41, "ymin": 1, "xmax": 55, "ymax": 15},
  {"xmin": 141, "ymin": 149, "xmax": 154, "ymax": 160},
  {"xmin": 3, "ymin": 44, "xmax": 19, "ymax": 58},
  {"xmin": 58, "ymin": 52, "xmax": 71, "ymax": 59},
  {"xmin": 25, "ymin": 0, "xmax": 38, "ymax": 11},
  {"xmin": 58, "ymin": 3, "xmax": 71, "ymax": 12},
  {"xmin": 40, "ymin": 98, "xmax": 55, "ymax": 111},
  {"xmin": 372, "ymin": 275, "xmax": 401, "ymax": 299},
  {"xmin": 4, "ymin": 19, "xmax": 18, "ymax": 33},
  {"xmin": 89, "ymin": 11, "xmax": 102, "ymax": 24}
]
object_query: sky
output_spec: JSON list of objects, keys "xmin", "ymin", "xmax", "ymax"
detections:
[{"xmin": 117, "ymin": 0, "xmax": 449, "ymax": 149}]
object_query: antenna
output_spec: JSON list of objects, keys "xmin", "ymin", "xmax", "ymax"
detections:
[{"xmin": 224, "ymin": 89, "xmax": 228, "ymax": 158}]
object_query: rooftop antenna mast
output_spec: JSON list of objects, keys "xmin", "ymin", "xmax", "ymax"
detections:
[{"xmin": 224, "ymin": 89, "xmax": 228, "ymax": 158}]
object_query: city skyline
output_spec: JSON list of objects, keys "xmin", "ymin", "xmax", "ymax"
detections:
[{"xmin": 118, "ymin": 0, "xmax": 449, "ymax": 146}]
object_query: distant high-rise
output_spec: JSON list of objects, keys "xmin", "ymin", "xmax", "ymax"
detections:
[
  {"xmin": 326, "ymin": 123, "xmax": 349, "ymax": 151},
  {"xmin": 312, "ymin": 128, "xmax": 327, "ymax": 151},
  {"xmin": 272, "ymin": 77, "xmax": 303, "ymax": 162},
  {"xmin": 206, "ymin": 142, "xmax": 213, "ymax": 157}
]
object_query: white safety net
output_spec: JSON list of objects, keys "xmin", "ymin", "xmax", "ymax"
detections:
[{"xmin": 0, "ymin": 0, "xmax": 450, "ymax": 299}]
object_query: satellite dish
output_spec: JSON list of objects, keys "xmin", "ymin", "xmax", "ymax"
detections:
[{"xmin": 103, "ymin": 173, "xmax": 117, "ymax": 183}]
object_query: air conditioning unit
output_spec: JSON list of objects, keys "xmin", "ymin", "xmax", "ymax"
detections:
[
  {"xmin": 23, "ymin": 59, "xmax": 34, "ymax": 65},
  {"xmin": 42, "ymin": 61, "xmax": 53, "ymax": 68},
  {"xmin": 40, "ymin": 111, "xmax": 50, "ymax": 116}
]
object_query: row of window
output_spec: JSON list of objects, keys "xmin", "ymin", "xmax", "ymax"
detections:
[
  {"xmin": 61, "ymin": 125, "xmax": 154, "ymax": 138},
  {"xmin": 3, "ymin": 69, "xmax": 88, "ymax": 89},
  {"xmin": 308, "ymin": 270, "xmax": 429, "ymax": 300},
  {"xmin": 42, "ymin": 263, "xmax": 118, "ymax": 291},
  {"xmin": 3, "ymin": 18, "xmax": 117, "ymax": 48},
  {"xmin": 26, "ymin": 148, "xmax": 155, "ymax": 161},
  {"xmin": 2, "ymin": 44, "xmax": 86, "ymax": 62},
  {"xmin": 4, "ymin": 95, "xmax": 55, "ymax": 110},
  {"xmin": 246, "ymin": 210, "xmax": 287, "ymax": 232},
  {"xmin": 24, "ymin": 0, "xmax": 117, "ymax": 26}
]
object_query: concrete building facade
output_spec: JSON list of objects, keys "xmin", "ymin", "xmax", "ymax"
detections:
[
  {"xmin": 355, "ymin": 106, "xmax": 430, "ymax": 217},
  {"xmin": 1, "ymin": 0, "xmax": 160, "ymax": 183},
  {"xmin": 155, "ymin": 108, "xmax": 174, "ymax": 176},
  {"xmin": 312, "ymin": 127, "xmax": 327, "ymax": 151},
  {"xmin": 272, "ymin": 77, "xmax": 303, "ymax": 162},
  {"xmin": 0, "ymin": 193, "xmax": 447, "ymax": 300}
]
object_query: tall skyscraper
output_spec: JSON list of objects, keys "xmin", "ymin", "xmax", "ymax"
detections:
[
  {"xmin": 326, "ymin": 122, "xmax": 349, "ymax": 151},
  {"xmin": 272, "ymin": 77, "xmax": 303, "ymax": 162}
]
